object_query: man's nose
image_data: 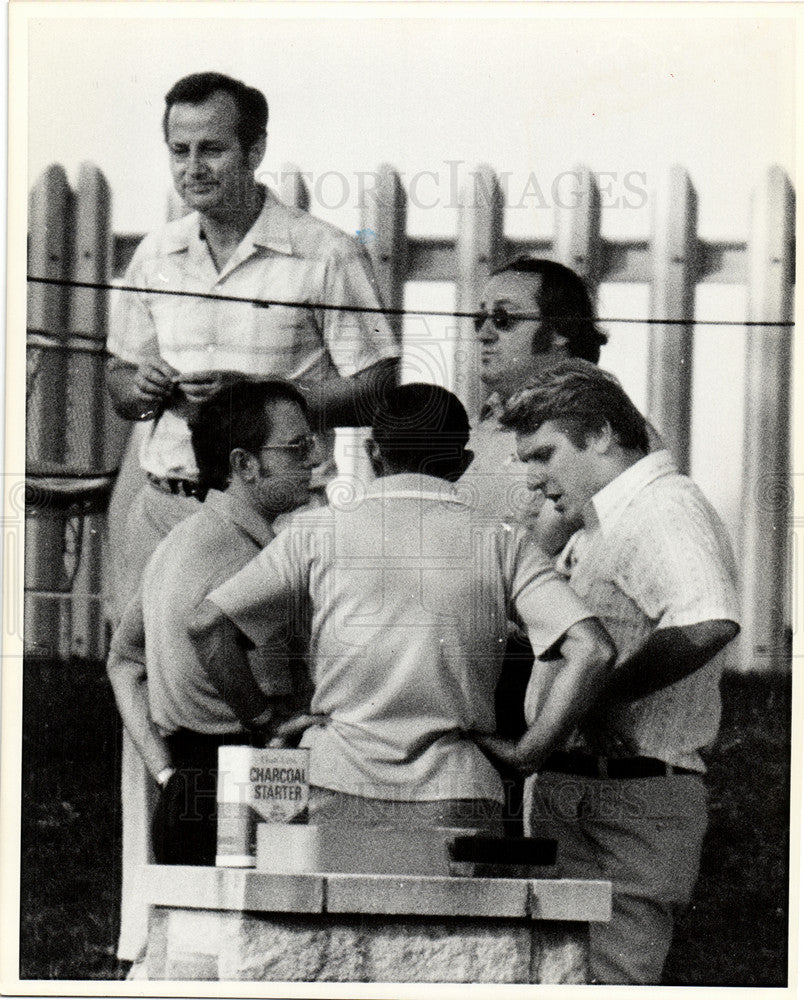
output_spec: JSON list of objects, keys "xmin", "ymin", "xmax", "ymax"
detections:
[
  {"xmin": 477, "ymin": 317, "xmax": 496, "ymax": 342},
  {"xmin": 526, "ymin": 466, "xmax": 545, "ymax": 492},
  {"xmin": 187, "ymin": 149, "xmax": 206, "ymax": 175}
]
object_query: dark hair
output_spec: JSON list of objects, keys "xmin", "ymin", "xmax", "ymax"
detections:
[
  {"xmin": 500, "ymin": 359, "xmax": 649, "ymax": 453},
  {"xmin": 163, "ymin": 72, "xmax": 268, "ymax": 152},
  {"xmin": 371, "ymin": 382, "xmax": 470, "ymax": 481},
  {"xmin": 190, "ymin": 379, "xmax": 307, "ymax": 490},
  {"xmin": 490, "ymin": 257, "xmax": 608, "ymax": 363}
]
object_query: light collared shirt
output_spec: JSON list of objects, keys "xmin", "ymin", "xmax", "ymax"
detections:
[
  {"xmin": 111, "ymin": 489, "xmax": 301, "ymax": 735},
  {"xmin": 463, "ymin": 395, "xmax": 545, "ymax": 532},
  {"xmin": 528, "ymin": 450, "xmax": 739, "ymax": 772},
  {"xmin": 209, "ymin": 473, "xmax": 593, "ymax": 803},
  {"xmin": 107, "ymin": 186, "xmax": 399, "ymax": 479}
]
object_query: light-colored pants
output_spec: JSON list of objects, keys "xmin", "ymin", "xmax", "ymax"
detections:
[
  {"xmin": 309, "ymin": 785, "xmax": 504, "ymax": 835},
  {"xmin": 524, "ymin": 770, "xmax": 708, "ymax": 985},
  {"xmin": 111, "ymin": 482, "xmax": 201, "ymax": 962}
]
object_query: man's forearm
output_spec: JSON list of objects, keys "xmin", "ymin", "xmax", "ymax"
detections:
[
  {"xmin": 514, "ymin": 622, "xmax": 615, "ymax": 771},
  {"xmin": 107, "ymin": 653, "xmax": 172, "ymax": 780},
  {"xmin": 601, "ymin": 619, "xmax": 739, "ymax": 703},
  {"xmin": 298, "ymin": 357, "xmax": 398, "ymax": 429},
  {"xmin": 106, "ymin": 357, "xmax": 164, "ymax": 421},
  {"xmin": 189, "ymin": 600, "xmax": 274, "ymax": 729}
]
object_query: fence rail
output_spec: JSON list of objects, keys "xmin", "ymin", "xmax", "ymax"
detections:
[{"xmin": 25, "ymin": 160, "xmax": 795, "ymax": 670}]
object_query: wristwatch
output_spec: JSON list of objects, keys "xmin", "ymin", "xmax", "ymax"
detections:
[{"xmin": 156, "ymin": 766, "xmax": 176, "ymax": 789}]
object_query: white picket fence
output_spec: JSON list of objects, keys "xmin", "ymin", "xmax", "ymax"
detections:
[{"xmin": 25, "ymin": 161, "xmax": 795, "ymax": 671}]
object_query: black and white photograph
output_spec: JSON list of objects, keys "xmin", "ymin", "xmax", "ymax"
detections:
[{"xmin": 2, "ymin": 2, "xmax": 798, "ymax": 993}]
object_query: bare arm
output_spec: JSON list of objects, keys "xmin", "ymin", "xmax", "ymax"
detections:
[
  {"xmin": 189, "ymin": 599, "xmax": 275, "ymax": 731},
  {"xmin": 597, "ymin": 619, "xmax": 739, "ymax": 704},
  {"xmin": 106, "ymin": 650, "xmax": 172, "ymax": 782},
  {"xmin": 106, "ymin": 355, "xmax": 179, "ymax": 421},
  {"xmin": 298, "ymin": 356, "xmax": 399, "ymax": 430},
  {"xmin": 472, "ymin": 617, "xmax": 615, "ymax": 774}
]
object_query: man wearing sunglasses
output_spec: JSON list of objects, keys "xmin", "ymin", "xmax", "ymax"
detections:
[
  {"xmin": 107, "ymin": 379, "xmax": 319, "ymax": 954},
  {"xmin": 466, "ymin": 257, "xmax": 609, "ymax": 833}
]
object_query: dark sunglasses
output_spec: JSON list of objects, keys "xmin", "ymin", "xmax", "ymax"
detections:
[
  {"xmin": 260, "ymin": 434, "xmax": 317, "ymax": 462},
  {"xmin": 473, "ymin": 307, "xmax": 527, "ymax": 333}
]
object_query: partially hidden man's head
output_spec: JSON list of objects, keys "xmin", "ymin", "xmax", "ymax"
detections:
[
  {"xmin": 500, "ymin": 360, "xmax": 648, "ymax": 526},
  {"xmin": 477, "ymin": 257, "xmax": 608, "ymax": 401},
  {"xmin": 190, "ymin": 379, "xmax": 317, "ymax": 516},
  {"xmin": 163, "ymin": 72, "xmax": 268, "ymax": 215},
  {"xmin": 369, "ymin": 382, "xmax": 472, "ymax": 483}
]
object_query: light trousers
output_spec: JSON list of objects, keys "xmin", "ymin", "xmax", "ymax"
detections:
[{"xmin": 524, "ymin": 770, "xmax": 708, "ymax": 985}]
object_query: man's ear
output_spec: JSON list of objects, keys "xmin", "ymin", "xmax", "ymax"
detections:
[
  {"xmin": 365, "ymin": 438, "xmax": 385, "ymax": 477},
  {"xmin": 230, "ymin": 448, "xmax": 257, "ymax": 480},
  {"xmin": 458, "ymin": 448, "xmax": 475, "ymax": 477},
  {"xmin": 589, "ymin": 421, "xmax": 614, "ymax": 454},
  {"xmin": 247, "ymin": 133, "xmax": 267, "ymax": 172},
  {"xmin": 550, "ymin": 331, "xmax": 570, "ymax": 356}
]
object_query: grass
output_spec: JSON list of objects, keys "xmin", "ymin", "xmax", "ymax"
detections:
[{"xmin": 18, "ymin": 660, "xmax": 791, "ymax": 984}]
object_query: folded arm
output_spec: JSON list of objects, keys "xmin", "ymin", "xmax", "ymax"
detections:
[
  {"xmin": 189, "ymin": 599, "xmax": 276, "ymax": 731},
  {"xmin": 598, "ymin": 618, "xmax": 739, "ymax": 704},
  {"xmin": 472, "ymin": 617, "xmax": 615, "ymax": 775}
]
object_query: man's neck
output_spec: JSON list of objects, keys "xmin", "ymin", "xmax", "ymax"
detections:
[{"xmin": 200, "ymin": 184, "xmax": 265, "ymax": 270}]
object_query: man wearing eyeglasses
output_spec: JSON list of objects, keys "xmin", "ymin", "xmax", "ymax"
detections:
[{"xmin": 107, "ymin": 379, "xmax": 319, "ymax": 872}]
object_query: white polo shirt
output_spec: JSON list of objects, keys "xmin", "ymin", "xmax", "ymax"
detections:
[
  {"xmin": 208, "ymin": 474, "xmax": 594, "ymax": 803},
  {"xmin": 107, "ymin": 186, "xmax": 399, "ymax": 479},
  {"xmin": 530, "ymin": 451, "xmax": 740, "ymax": 772}
]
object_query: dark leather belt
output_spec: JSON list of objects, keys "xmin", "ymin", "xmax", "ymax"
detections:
[
  {"xmin": 147, "ymin": 472, "xmax": 208, "ymax": 501},
  {"xmin": 542, "ymin": 750, "xmax": 700, "ymax": 779}
]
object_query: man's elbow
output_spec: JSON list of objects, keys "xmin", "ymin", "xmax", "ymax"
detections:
[
  {"xmin": 703, "ymin": 618, "xmax": 740, "ymax": 655},
  {"xmin": 580, "ymin": 620, "xmax": 617, "ymax": 675},
  {"xmin": 187, "ymin": 599, "xmax": 228, "ymax": 644}
]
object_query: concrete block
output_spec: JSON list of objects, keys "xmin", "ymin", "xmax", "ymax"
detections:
[
  {"xmin": 359, "ymin": 918, "xmax": 532, "ymax": 983},
  {"xmin": 530, "ymin": 921, "xmax": 588, "ymax": 984},
  {"xmin": 144, "ymin": 864, "xmax": 325, "ymax": 913},
  {"xmin": 326, "ymin": 874, "xmax": 529, "ymax": 917},
  {"xmin": 528, "ymin": 878, "xmax": 612, "ymax": 922}
]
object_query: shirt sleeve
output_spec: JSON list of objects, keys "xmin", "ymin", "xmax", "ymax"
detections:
[
  {"xmin": 506, "ymin": 528, "xmax": 597, "ymax": 657},
  {"xmin": 109, "ymin": 587, "xmax": 147, "ymax": 665},
  {"xmin": 616, "ymin": 488, "xmax": 740, "ymax": 631},
  {"xmin": 207, "ymin": 526, "xmax": 310, "ymax": 650},
  {"xmin": 319, "ymin": 239, "xmax": 400, "ymax": 378},
  {"xmin": 105, "ymin": 234, "xmax": 161, "ymax": 364}
]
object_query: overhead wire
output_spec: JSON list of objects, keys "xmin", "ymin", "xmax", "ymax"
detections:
[{"xmin": 26, "ymin": 274, "xmax": 795, "ymax": 328}]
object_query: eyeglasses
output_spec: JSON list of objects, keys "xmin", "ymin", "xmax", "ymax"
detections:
[
  {"xmin": 473, "ymin": 307, "xmax": 534, "ymax": 332},
  {"xmin": 260, "ymin": 434, "xmax": 317, "ymax": 462}
]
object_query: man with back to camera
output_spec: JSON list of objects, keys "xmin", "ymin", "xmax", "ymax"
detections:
[
  {"xmin": 105, "ymin": 70, "xmax": 398, "ymax": 965},
  {"xmin": 475, "ymin": 360, "xmax": 740, "ymax": 984},
  {"xmin": 189, "ymin": 383, "xmax": 616, "ymax": 833},
  {"xmin": 107, "ymin": 378, "xmax": 320, "ymax": 867}
]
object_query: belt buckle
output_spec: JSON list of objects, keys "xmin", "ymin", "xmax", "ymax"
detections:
[{"xmin": 597, "ymin": 757, "xmax": 610, "ymax": 779}]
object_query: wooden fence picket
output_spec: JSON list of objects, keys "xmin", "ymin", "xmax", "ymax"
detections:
[
  {"xmin": 740, "ymin": 166, "xmax": 795, "ymax": 672},
  {"xmin": 553, "ymin": 165, "xmax": 602, "ymax": 288},
  {"xmin": 26, "ymin": 165, "xmax": 73, "ymax": 659},
  {"xmin": 24, "ymin": 161, "xmax": 796, "ymax": 673},
  {"xmin": 455, "ymin": 164, "xmax": 505, "ymax": 416},
  {"xmin": 66, "ymin": 164, "xmax": 114, "ymax": 660},
  {"xmin": 648, "ymin": 166, "xmax": 697, "ymax": 473}
]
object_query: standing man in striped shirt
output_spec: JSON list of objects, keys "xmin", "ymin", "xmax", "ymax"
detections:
[
  {"xmin": 104, "ymin": 70, "xmax": 398, "ymax": 970},
  {"xmin": 475, "ymin": 360, "xmax": 740, "ymax": 984}
]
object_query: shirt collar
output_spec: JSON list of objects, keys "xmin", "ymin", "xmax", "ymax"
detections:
[
  {"xmin": 479, "ymin": 392, "xmax": 505, "ymax": 425},
  {"xmin": 202, "ymin": 488, "xmax": 276, "ymax": 548},
  {"xmin": 585, "ymin": 450, "xmax": 677, "ymax": 532},
  {"xmin": 162, "ymin": 186, "xmax": 293, "ymax": 257},
  {"xmin": 362, "ymin": 473, "xmax": 469, "ymax": 506}
]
